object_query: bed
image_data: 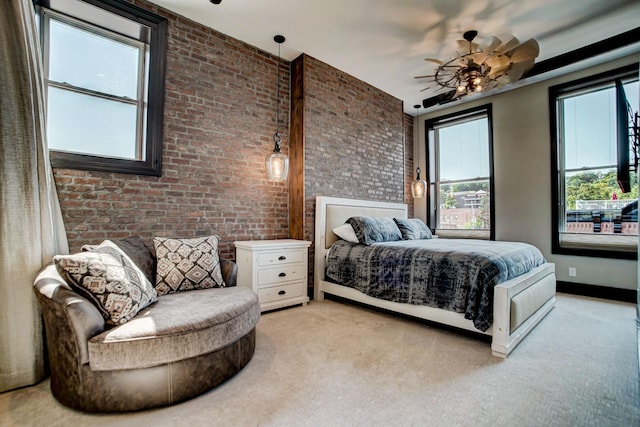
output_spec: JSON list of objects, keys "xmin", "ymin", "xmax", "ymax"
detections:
[{"xmin": 314, "ymin": 196, "xmax": 556, "ymax": 358}]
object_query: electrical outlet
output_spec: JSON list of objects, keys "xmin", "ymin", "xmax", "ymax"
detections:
[{"xmin": 568, "ymin": 267, "xmax": 576, "ymax": 277}]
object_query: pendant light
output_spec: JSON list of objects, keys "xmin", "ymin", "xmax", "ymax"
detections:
[
  {"xmin": 266, "ymin": 35, "xmax": 288, "ymax": 182},
  {"xmin": 412, "ymin": 104, "xmax": 427, "ymax": 198}
]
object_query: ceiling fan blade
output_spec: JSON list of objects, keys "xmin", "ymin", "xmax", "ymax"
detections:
[
  {"xmin": 456, "ymin": 39, "xmax": 470, "ymax": 52},
  {"xmin": 497, "ymin": 36, "xmax": 520, "ymax": 53},
  {"xmin": 424, "ymin": 58, "xmax": 444, "ymax": 65},
  {"xmin": 483, "ymin": 36, "xmax": 502, "ymax": 53},
  {"xmin": 509, "ymin": 38, "xmax": 540, "ymax": 63},
  {"xmin": 470, "ymin": 52, "xmax": 490, "ymax": 64},
  {"xmin": 484, "ymin": 80, "xmax": 498, "ymax": 90},
  {"xmin": 485, "ymin": 54, "xmax": 509, "ymax": 70},
  {"xmin": 506, "ymin": 59, "xmax": 535, "ymax": 82},
  {"xmin": 456, "ymin": 40, "xmax": 478, "ymax": 54},
  {"xmin": 495, "ymin": 74, "xmax": 511, "ymax": 87},
  {"xmin": 487, "ymin": 62, "xmax": 510, "ymax": 78}
]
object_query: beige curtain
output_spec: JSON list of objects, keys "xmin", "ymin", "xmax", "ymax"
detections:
[{"xmin": 0, "ymin": 0, "xmax": 68, "ymax": 392}]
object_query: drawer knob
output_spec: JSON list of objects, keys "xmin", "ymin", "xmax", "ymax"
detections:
[
  {"xmin": 278, "ymin": 272, "xmax": 286, "ymax": 277},
  {"xmin": 278, "ymin": 290, "xmax": 286, "ymax": 295},
  {"xmin": 278, "ymin": 256, "xmax": 287, "ymax": 260}
]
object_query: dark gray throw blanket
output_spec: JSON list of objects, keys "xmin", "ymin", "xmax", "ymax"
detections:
[{"xmin": 325, "ymin": 239, "xmax": 546, "ymax": 332}]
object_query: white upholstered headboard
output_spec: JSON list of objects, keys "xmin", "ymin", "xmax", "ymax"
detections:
[{"xmin": 314, "ymin": 196, "xmax": 407, "ymax": 300}]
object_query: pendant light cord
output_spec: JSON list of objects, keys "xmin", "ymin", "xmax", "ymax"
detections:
[
  {"xmin": 275, "ymin": 41, "xmax": 280, "ymax": 140},
  {"xmin": 273, "ymin": 36, "xmax": 284, "ymax": 149},
  {"xmin": 414, "ymin": 105, "xmax": 421, "ymax": 177}
]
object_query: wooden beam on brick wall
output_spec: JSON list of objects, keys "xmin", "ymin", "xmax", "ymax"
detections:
[{"xmin": 289, "ymin": 55, "xmax": 305, "ymax": 240}]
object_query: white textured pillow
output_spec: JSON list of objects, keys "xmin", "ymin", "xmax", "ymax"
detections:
[{"xmin": 332, "ymin": 223, "xmax": 359, "ymax": 243}]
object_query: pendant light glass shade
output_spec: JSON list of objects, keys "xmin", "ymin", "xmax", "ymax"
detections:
[
  {"xmin": 267, "ymin": 35, "xmax": 288, "ymax": 182},
  {"xmin": 266, "ymin": 133, "xmax": 289, "ymax": 182},
  {"xmin": 412, "ymin": 167, "xmax": 427, "ymax": 198},
  {"xmin": 412, "ymin": 104, "xmax": 426, "ymax": 198}
]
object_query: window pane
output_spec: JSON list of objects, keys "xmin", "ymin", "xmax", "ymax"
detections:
[
  {"xmin": 624, "ymin": 81, "xmax": 639, "ymax": 111},
  {"xmin": 564, "ymin": 168, "xmax": 637, "ymax": 236},
  {"xmin": 47, "ymin": 87, "xmax": 138, "ymax": 159},
  {"xmin": 438, "ymin": 180, "xmax": 490, "ymax": 230},
  {"xmin": 562, "ymin": 88, "xmax": 616, "ymax": 170},
  {"xmin": 560, "ymin": 78, "xmax": 638, "ymax": 239},
  {"xmin": 49, "ymin": 19, "xmax": 139, "ymax": 99},
  {"xmin": 438, "ymin": 118, "xmax": 489, "ymax": 181}
]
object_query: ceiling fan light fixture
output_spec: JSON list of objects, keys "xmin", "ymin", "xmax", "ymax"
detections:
[{"xmin": 416, "ymin": 29, "xmax": 539, "ymax": 104}]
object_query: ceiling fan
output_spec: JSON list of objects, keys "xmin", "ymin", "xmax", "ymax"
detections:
[{"xmin": 416, "ymin": 30, "xmax": 540, "ymax": 108}]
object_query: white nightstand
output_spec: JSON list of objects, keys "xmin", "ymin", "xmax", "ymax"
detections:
[{"xmin": 234, "ymin": 239, "xmax": 311, "ymax": 312}]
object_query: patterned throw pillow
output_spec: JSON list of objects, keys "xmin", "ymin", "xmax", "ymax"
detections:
[
  {"xmin": 153, "ymin": 235, "xmax": 225, "ymax": 296},
  {"xmin": 393, "ymin": 217, "xmax": 433, "ymax": 240},
  {"xmin": 53, "ymin": 240, "xmax": 158, "ymax": 326},
  {"xmin": 346, "ymin": 216, "xmax": 402, "ymax": 245}
]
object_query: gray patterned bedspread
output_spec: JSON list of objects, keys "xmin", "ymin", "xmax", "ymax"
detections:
[{"xmin": 325, "ymin": 239, "xmax": 546, "ymax": 332}]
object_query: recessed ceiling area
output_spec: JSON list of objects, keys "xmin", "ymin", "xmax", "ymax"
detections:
[{"xmin": 146, "ymin": 0, "xmax": 640, "ymax": 114}]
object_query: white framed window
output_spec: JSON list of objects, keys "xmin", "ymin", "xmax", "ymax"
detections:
[
  {"xmin": 550, "ymin": 64, "xmax": 639, "ymax": 259},
  {"xmin": 36, "ymin": 0, "xmax": 167, "ymax": 176},
  {"xmin": 425, "ymin": 104, "xmax": 494, "ymax": 239}
]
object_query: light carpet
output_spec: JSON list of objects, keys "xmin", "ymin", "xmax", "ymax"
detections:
[{"xmin": 1, "ymin": 293, "xmax": 638, "ymax": 426}]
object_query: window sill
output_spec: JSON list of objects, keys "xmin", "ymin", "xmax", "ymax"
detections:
[
  {"xmin": 560, "ymin": 232, "xmax": 637, "ymax": 251},
  {"xmin": 555, "ymin": 232, "xmax": 638, "ymax": 259},
  {"xmin": 435, "ymin": 229, "xmax": 490, "ymax": 240}
]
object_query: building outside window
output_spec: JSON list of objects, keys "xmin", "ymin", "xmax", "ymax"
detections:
[
  {"xmin": 425, "ymin": 104, "xmax": 495, "ymax": 240},
  {"xmin": 36, "ymin": 0, "xmax": 166, "ymax": 176},
  {"xmin": 550, "ymin": 64, "xmax": 639, "ymax": 259}
]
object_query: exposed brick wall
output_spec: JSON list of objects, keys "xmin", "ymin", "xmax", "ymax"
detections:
[
  {"xmin": 300, "ymin": 55, "xmax": 407, "ymax": 291},
  {"xmin": 51, "ymin": 2, "xmax": 412, "ymax": 273},
  {"xmin": 53, "ymin": 0, "xmax": 290, "ymax": 259}
]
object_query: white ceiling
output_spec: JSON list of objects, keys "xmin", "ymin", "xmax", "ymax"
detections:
[{"xmin": 146, "ymin": 0, "xmax": 640, "ymax": 115}]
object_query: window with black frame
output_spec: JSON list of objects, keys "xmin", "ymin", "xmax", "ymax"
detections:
[
  {"xmin": 425, "ymin": 104, "xmax": 495, "ymax": 240},
  {"xmin": 36, "ymin": 0, "xmax": 167, "ymax": 176},
  {"xmin": 550, "ymin": 64, "xmax": 639, "ymax": 259}
]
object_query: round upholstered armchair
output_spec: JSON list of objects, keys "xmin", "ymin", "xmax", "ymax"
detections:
[{"xmin": 33, "ymin": 237, "xmax": 260, "ymax": 412}]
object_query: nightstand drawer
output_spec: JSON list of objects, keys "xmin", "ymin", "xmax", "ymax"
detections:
[
  {"xmin": 258, "ymin": 283, "xmax": 304, "ymax": 303},
  {"xmin": 258, "ymin": 265, "xmax": 306, "ymax": 286},
  {"xmin": 258, "ymin": 250, "xmax": 305, "ymax": 266}
]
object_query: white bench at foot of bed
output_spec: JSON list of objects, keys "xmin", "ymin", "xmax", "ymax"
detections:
[{"xmin": 490, "ymin": 262, "xmax": 556, "ymax": 357}]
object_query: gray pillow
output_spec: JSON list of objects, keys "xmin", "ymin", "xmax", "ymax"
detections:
[
  {"xmin": 82, "ymin": 236, "xmax": 156, "ymax": 283},
  {"xmin": 393, "ymin": 218, "xmax": 433, "ymax": 240},
  {"xmin": 346, "ymin": 216, "xmax": 402, "ymax": 245},
  {"xmin": 112, "ymin": 236, "xmax": 156, "ymax": 284}
]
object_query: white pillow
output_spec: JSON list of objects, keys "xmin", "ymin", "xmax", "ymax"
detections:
[{"xmin": 332, "ymin": 223, "xmax": 359, "ymax": 243}]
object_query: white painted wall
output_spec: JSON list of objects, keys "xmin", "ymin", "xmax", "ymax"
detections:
[{"xmin": 415, "ymin": 54, "xmax": 639, "ymax": 290}]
